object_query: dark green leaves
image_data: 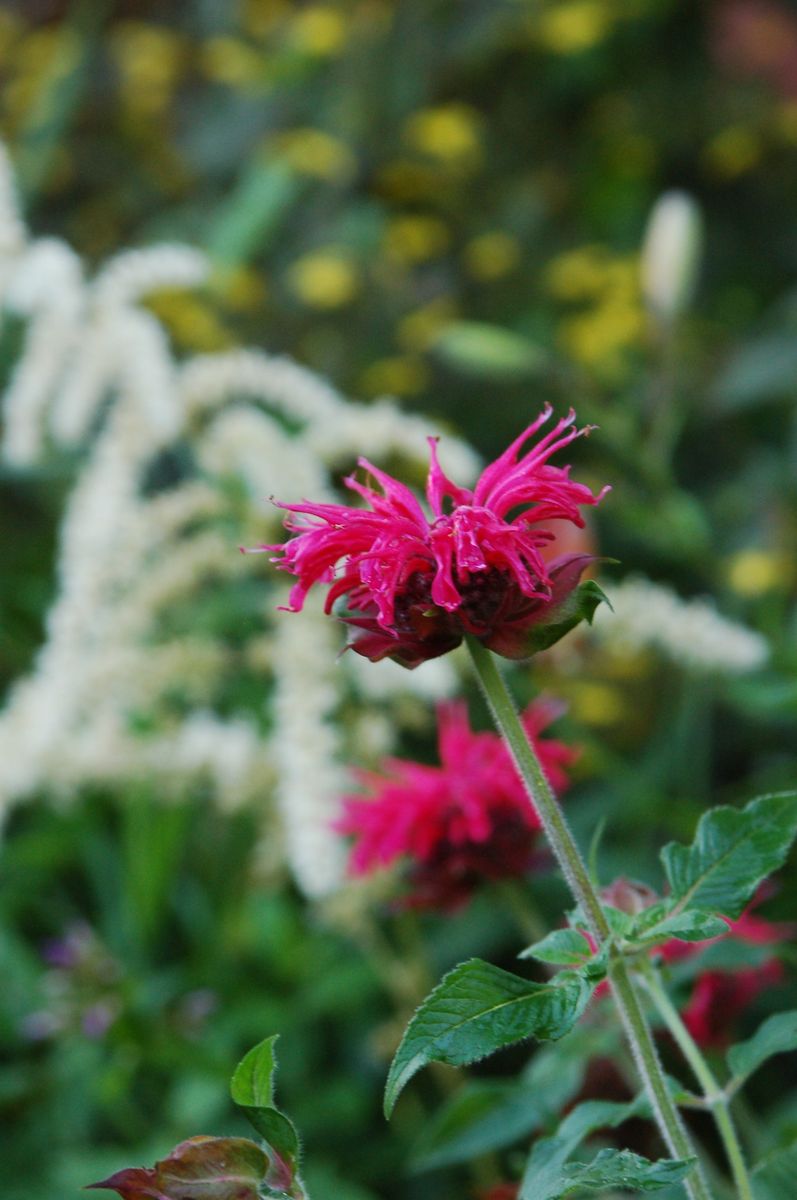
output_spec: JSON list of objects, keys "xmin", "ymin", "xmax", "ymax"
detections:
[
  {"xmin": 564, "ymin": 792, "xmax": 797, "ymax": 967},
  {"xmin": 411, "ymin": 1026, "xmax": 614, "ymax": 1170},
  {"xmin": 629, "ymin": 907, "xmax": 730, "ymax": 949},
  {"xmin": 88, "ymin": 1136, "xmax": 270, "ymax": 1200},
  {"xmin": 519, "ymin": 928, "xmax": 594, "ymax": 965},
  {"xmin": 230, "ymin": 1036, "xmax": 305, "ymax": 1198},
  {"xmin": 384, "ymin": 959, "xmax": 593, "ymax": 1117},
  {"xmin": 661, "ymin": 792, "xmax": 797, "ymax": 919},
  {"xmin": 518, "ymin": 1096, "xmax": 695, "ymax": 1199},
  {"xmin": 727, "ymin": 1011, "xmax": 797, "ymax": 1086},
  {"xmin": 751, "ymin": 1141, "xmax": 797, "ymax": 1200},
  {"xmin": 558, "ymin": 1148, "xmax": 696, "ymax": 1195},
  {"xmin": 412, "ymin": 1079, "xmax": 550, "ymax": 1171}
]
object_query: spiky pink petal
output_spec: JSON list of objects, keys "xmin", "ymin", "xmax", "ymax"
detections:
[
  {"xmin": 261, "ymin": 409, "xmax": 607, "ymax": 665},
  {"xmin": 337, "ymin": 699, "xmax": 578, "ymax": 909}
]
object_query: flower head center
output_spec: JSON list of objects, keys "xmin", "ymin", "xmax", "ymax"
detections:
[{"xmin": 391, "ymin": 564, "xmax": 517, "ymax": 638}]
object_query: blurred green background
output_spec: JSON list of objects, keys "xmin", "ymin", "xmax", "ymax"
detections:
[{"xmin": 1, "ymin": 2, "xmax": 796, "ymax": 1198}]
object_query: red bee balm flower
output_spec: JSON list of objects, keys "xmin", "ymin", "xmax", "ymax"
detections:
[
  {"xmin": 263, "ymin": 407, "xmax": 607, "ymax": 666},
  {"xmin": 661, "ymin": 905, "xmax": 789, "ymax": 1048},
  {"xmin": 337, "ymin": 698, "xmax": 577, "ymax": 909}
]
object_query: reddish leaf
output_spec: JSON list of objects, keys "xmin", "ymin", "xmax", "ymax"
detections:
[
  {"xmin": 87, "ymin": 1168, "xmax": 167, "ymax": 1200},
  {"xmin": 88, "ymin": 1136, "xmax": 269, "ymax": 1200}
]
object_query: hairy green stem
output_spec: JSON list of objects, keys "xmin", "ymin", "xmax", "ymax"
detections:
[
  {"xmin": 465, "ymin": 636, "xmax": 713, "ymax": 1200},
  {"xmin": 640, "ymin": 963, "xmax": 753, "ymax": 1200}
]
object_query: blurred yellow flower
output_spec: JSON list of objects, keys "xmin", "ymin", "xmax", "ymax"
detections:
[
  {"xmin": 560, "ymin": 302, "xmax": 645, "ymax": 376},
  {"xmin": 603, "ymin": 647, "xmax": 655, "ymax": 681},
  {"xmin": 397, "ymin": 297, "xmax": 458, "ymax": 351},
  {"xmin": 545, "ymin": 244, "xmax": 643, "ymax": 377},
  {"xmin": 243, "ymin": 0, "xmax": 291, "ymax": 39},
  {"xmin": 774, "ymin": 102, "xmax": 797, "ymax": 145},
  {"xmin": 112, "ymin": 23, "xmax": 185, "ymax": 117},
  {"xmin": 569, "ymin": 681, "xmax": 626, "ymax": 727},
  {"xmin": 276, "ymin": 128, "xmax": 355, "ymax": 181},
  {"xmin": 17, "ymin": 25, "xmax": 71, "ymax": 73},
  {"xmin": 147, "ymin": 290, "xmax": 234, "ymax": 352},
  {"xmin": 535, "ymin": 2, "xmax": 613, "ymax": 55},
  {"xmin": 704, "ymin": 125, "xmax": 761, "ymax": 179},
  {"xmin": 5, "ymin": 27, "xmax": 80, "ymax": 124},
  {"xmin": 211, "ymin": 266, "xmax": 267, "ymax": 313},
  {"xmin": 375, "ymin": 159, "xmax": 446, "ymax": 201},
  {"xmin": 201, "ymin": 36, "xmax": 265, "ymax": 88},
  {"xmin": 403, "ymin": 103, "xmax": 483, "ymax": 165},
  {"xmin": 0, "ymin": 10, "xmax": 21, "ymax": 65},
  {"xmin": 463, "ymin": 231, "xmax": 521, "ymax": 280},
  {"xmin": 726, "ymin": 550, "xmax": 791, "ymax": 597},
  {"xmin": 383, "ymin": 215, "xmax": 450, "ymax": 264},
  {"xmin": 601, "ymin": 258, "xmax": 640, "ymax": 295},
  {"xmin": 68, "ymin": 199, "xmax": 122, "ymax": 259},
  {"xmin": 355, "ymin": 0, "xmax": 395, "ymax": 38},
  {"xmin": 545, "ymin": 245, "xmax": 613, "ymax": 300},
  {"xmin": 290, "ymin": 6, "xmax": 347, "ymax": 56},
  {"xmin": 359, "ymin": 355, "xmax": 429, "ymax": 396},
  {"xmin": 287, "ymin": 251, "xmax": 359, "ymax": 308}
]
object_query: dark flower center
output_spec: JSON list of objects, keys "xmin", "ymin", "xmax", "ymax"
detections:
[
  {"xmin": 392, "ymin": 570, "xmax": 436, "ymax": 632},
  {"xmin": 392, "ymin": 566, "xmax": 516, "ymax": 637},
  {"xmin": 405, "ymin": 811, "xmax": 538, "ymax": 909},
  {"xmin": 458, "ymin": 568, "xmax": 514, "ymax": 631}
]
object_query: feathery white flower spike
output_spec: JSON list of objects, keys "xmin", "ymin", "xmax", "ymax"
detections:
[{"xmin": 0, "ymin": 139, "xmax": 477, "ymax": 896}]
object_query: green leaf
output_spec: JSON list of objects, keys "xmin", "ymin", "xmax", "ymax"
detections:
[
  {"xmin": 412, "ymin": 1080, "xmax": 546, "ymax": 1172},
  {"xmin": 570, "ymin": 902, "xmax": 633, "ymax": 939},
  {"xmin": 231, "ymin": 1035, "xmax": 281, "ymax": 1108},
  {"xmin": 712, "ymin": 334, "xmax": 797, "ymax": 412},
  {"xmin": 517, "ymin": 579, "xmax": 609, "ymax": 658},
  {"xmin": 432, "ymin": 321, "xmax": 547, "ymax": 380},
  {"xmin": 751, "ymin": 1140, "xmax": 797, "ymax": 1200},
  {"xmin": 384, "ymin": 959, "xmax": 593, "ymax": 1117},
  {"xmin": 727, "ymin": 1011, "xmax": 797, "ymax": 1086},
  {"xmin": 519, "ymin": 928, "xmax": 594, "ymax": 965},
  {"xmin": 207, "ymin": 160, "xmax": 303, "ymax": 269},
  {"xmin": 230, "ymin": 1037, "xmax": 303, "ymax": 1198},
  {"xmin": 518, "ymin": 1096, "xmax": 648, "ymax": 1199},
  {"xmin": 559, "ymin": 1148, "xmax": 696, "ymax": 1195},
  {"xmin": 88, "ymin": 1137, "xmax": 270, "ymax": 1200},
  {"xmin": 661, "ymin": 792, "xmax": 797, "ymax": 919},
  {"xmin": 630, "ymin": 908, "xmax": 730, "ymax": 949},
  {"xmin": 411, "ymin": 1026, "xmax": 609, "ymax": 1170},
  {"xmin": 668, "ymin": 936, "xmax": 774, "ymax": 983}
]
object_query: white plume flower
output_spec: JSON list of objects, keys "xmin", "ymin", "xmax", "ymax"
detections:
[
  {"xmin": 2, "ymin": 239, "xmax": 84, "ymax": 463},
  {"xmin": 592, "ymin": 576, "xmax": 768, "ymax": 674},
  {"xmin": 269, "ymin": 591, "xmax": 349, "ymax": 898},
  {"xmin": 0, "ymin": 140, "xmax": 478, "ymax": 894}
]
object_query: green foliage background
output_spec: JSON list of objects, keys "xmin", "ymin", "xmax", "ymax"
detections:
[{"xmin": 1, "ymin": 1, "xmax": 796, "ymax": 1197}]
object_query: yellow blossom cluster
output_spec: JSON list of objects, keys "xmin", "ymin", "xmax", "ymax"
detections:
[
  {"xmin": 111, "ymin": 23, "xmax": 187, "ymax": 119},
  {"xmin": 287, "ymin": 250, "xmax": 359, "ymax": 309},
  {"xmin": 533, "ymin": 1, "xmax": 616, "ymax": 55},
  {"xmin": 545, "ymin": 245, "xmax": 645, "ymax": 378}
]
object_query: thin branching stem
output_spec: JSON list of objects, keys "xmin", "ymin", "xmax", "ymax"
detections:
[{"xmin": 466, "ymin": 636, "xmax": 714, "ymax": 1200}]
